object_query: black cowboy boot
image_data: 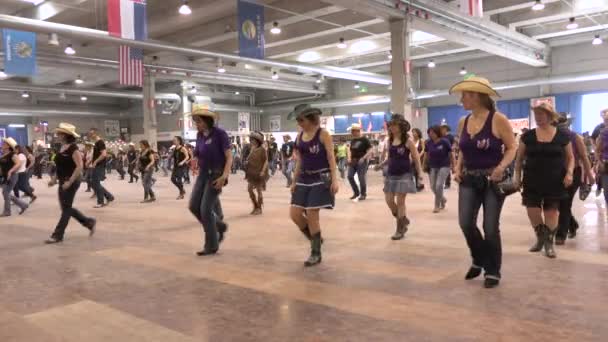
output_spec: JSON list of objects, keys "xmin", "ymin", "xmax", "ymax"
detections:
[
  {"xmin": 544, "ymin": 226, "xmax": 557, "ymax": 259},
  {"xmin": 529, "ymin": 224, "xmax": 544, "ymax": 252},
  {"xmin": 391, "ymin": 217, "xmax": 409, "ymax": 240},
  {"xmin": 304, "ymin": 233, "xmax": 322, "ymax": 267}
]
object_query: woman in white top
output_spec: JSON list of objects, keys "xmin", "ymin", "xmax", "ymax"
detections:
[{"xmin": 14, "ymin": 145, "xmax": 37, "ymax": 203}]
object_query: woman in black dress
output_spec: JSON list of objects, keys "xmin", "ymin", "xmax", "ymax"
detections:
[
  {"xmin": 514, "ymin": 103, "xmax": 574, "ymax": 258},
  {"xmin": 45, "ymin": 123, "xmax": 96, "ymax": 244}
]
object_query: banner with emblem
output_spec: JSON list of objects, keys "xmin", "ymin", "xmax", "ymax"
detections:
[
  {"xmin": 238, "ymin": 112, "xmax": 250, "ymax": 133},
  {"xmin": 2, "ymin": 29, "xmax": 37, "ymax": 76},
  {"xmin": 237, "ymin": 0, "xmax": 265, "ymax": 59}
]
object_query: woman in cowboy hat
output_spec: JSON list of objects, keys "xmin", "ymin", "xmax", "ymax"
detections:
[
  {"xmin": 0, "ymin": 137, "xmax": 29, "ymax": 216},
  {"xmin": 138, "ymin": 140, "xmax": 157, "ymax": 203},
  {"xmin": 450, "ymin": 76, "xmax": 517, "ymax": 288},
  {"xmin": 374, "ymin": 114, "xmax": 423, "ymax": 240},
  {"xmin": 45, "ymin": 123, "xmax": 96, "ymax": 243},
  {"xmin": 245, "ymin": 131, "xmax": 268, "ymax": 215},
  {"xmin": 188, "ymin": 108, "xmax": 232, "ymax": 256},
  {"xmin": 288, "ymin": 104, "xmax": 339, "ymax": 267},
  {"xmin": 346, "ymin": 123, "xmax": 372, "ymax": 201},
  {"xmin": 514, "ymin": 103, "xmax": 575, "ymax": 259}
]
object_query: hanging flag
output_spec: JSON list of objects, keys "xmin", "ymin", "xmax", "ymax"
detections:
[
  {"xmin": 237, "ymin": 0, "xmax": 265, "ymax": 59},
  {"xmin": 459, "ymin": 0, "xmax": 483, "ymax": 18},
  {"xmin": 2, "ymin": 29, "xmax": 37, "ymax": 76},
  {"xmin": 107, "ymin": 0, "xmax": 147, "ymax": 87}
]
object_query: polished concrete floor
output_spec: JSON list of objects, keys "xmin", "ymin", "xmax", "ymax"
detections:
[{"xmin": 1, "ymin": 170, "xmax": 607, "ymax": 341}]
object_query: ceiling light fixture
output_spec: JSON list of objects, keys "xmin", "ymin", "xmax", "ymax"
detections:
[
  {"xmin": 217, "ymin": 59, "xmax": 226, "ymax": 73},
  {"xmin": 179, "ymin": 1, "xmax": 192, "ymax": 15},
  {"xmin": 235, "ymin": 91, "xmax": 240, "ymax": 95},
  {"xmin": 349, "ymin": 40, "xmax": 377, "ymax": 53},
  {"xmin": 64, "ymin": 44, "xmax": 75, "ymax": 55},
  {"xmin": 427, "ymin": 60, "xmax": 436, "ymax": 68},
  {"xmin": 388, "ymin": 51, "xmax": 392, "ymax": 60},
  {"xmin": 316, "ymin": 78, "xmax": 322, "ymax": 84},
  {"xmin": 189, "ymin": 86, "xmax": 197, "ymax": 94},
  {"xmin": 532, "ymin": 0, "xmax": 545, "ymax": 11},
  {"xmin": 270, "ymin": 22, "xmax": 281, "ymax": 35},
  {"xmin": 459, "ymin": 67, "xmax": 467, "ymax": 75},
  {"xmin": 272, "ymin": 71, "xmax": 279, "ymax": 80},
  {"xmin": 0, "ymin": 69, "xmax": 7, "ymax": 79},
  {"xmin": 593, "ymin": 34, "xmax": 603, "ymax": 45},
  {"xmin": 75, "ymin": 75, "xmax": 84, "ymax": 84},
  {"xmin": 337, "ymin": 38, "xmax": 347, "ymax": 49},
  {"xmin": 567, "ymin": 17, "xmax": 578, "ymax": 30},
  {"xmin": 354, "ymin": 82, "xmax": 360, "ymax": 89},
  {"xmin": 22, "ymin": 92, "xmax": 30, "ymax": 98},
  {"xmin": 80, "ymin": 96, "xmax": 88, "ymax": 102},
  {"xmin": 47, "ymin": 33, "xmax": 59, "ymax": 46},
  {"xmin": 297, "ymin": 51, "xmax": 321, "ymax": 62}
]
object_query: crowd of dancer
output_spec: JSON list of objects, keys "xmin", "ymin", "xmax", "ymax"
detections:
[{"xmin": 2, "ymin": 76, "xmax": 607, "ymax": 289}]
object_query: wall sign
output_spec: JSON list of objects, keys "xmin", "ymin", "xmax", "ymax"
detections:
[
  {"xmin": 269, "ymin": 115, "xmax": 281, "ymax": 132},
  {"xmin": 238, "ymin": 112, "xmax": 250, "ymax": 133},
  {"xmin": 104, "ymin": 120, "xmax": 121, "ymax": 137}
]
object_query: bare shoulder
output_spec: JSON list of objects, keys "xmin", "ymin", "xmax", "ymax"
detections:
[
  {"xmin": 493, "ymin": 112, "xmax": 511, "ymax": 125},
  {"xmin": 320, "ymin": 128, "xmax": 332, "ymax": 141}
]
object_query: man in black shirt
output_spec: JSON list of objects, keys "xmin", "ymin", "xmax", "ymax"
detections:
[
  {"xmin": 89, "ymin": 129, "xmax": 115, "ymax": 208},
  {"xmin": 347, "ymin": 124, "xmax": 372, "ymax": 201},
  {"xmin": 280, "ymin": 134, "xmax": 295, "ymax": 187},
  {"xmin": 268, "ymin": 136, "xmax": 278, "ymax": 176},
  {"xmin": 126, "ymin": 143, "xmax": 139, "ymax": 183}
]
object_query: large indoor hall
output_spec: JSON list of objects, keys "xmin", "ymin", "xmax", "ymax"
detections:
[{"xmin": 1, "ymin": 0, "xmax": 608, "ymax": 341}]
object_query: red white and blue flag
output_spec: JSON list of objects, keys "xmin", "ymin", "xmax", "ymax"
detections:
[{"xmin": 107, "ymin": 0, "xmax": 147, "ymax": 87}]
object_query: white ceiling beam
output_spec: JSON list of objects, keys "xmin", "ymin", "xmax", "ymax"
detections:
[
  {"xmin": 484, "ymin": 0, "xmax": 561, "ymax": 16},
  {"xmin": 190, "ymin": 5, "xmax": 345, "ymax": 48},
  {"xmin": 509, "ymin": 6, "xmax": 608, "ymax": 29},
  {"xmin": 533, "ymin": 24, "xmax": 608, "ymax": 39}
]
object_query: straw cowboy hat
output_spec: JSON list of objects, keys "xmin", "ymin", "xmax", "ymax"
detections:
[
  {"xmin": 348, "ymin": 123, "xmax": 362, "ymax": 131},
  {"xmin": 187, "ymin": 108, "xmax": 218, "ymax": 119},
  {"xmin": 449, "ymin": 76, "xmax": 500, "ymax": 97},
  {"xmin": 249, "ymin": 131, "xmax": 264, "ymax": 144},
  {"xmin": 54, "ymin": 122, "xmax": 80, "ymax": 138},
  {"xmin": 533, "ymin": 102, "xmax": 560, "ymax": 123},
  {"xmin": 287, "ymin": 103, "xmax": 322, "ymax": 121},
  {"xmin": 2, "ymin": 137, "xmax": 17, "ymax": 149},
  {"xmin": 84, "ymin": 141, "xmax": 95, "ymax": 147}
]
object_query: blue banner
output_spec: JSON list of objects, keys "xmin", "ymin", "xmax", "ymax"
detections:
[
  {"xmin": 237, "ymin": 0, "xmax": 264, "ymax": 59},
  {"xmin": 3, "ymin": 29, "xmax": 37, "ymax": 76}
]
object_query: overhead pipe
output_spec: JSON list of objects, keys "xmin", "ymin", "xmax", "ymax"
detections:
[
  {"xmin": 261, "ymin": 70, "xmax": 608, "ymax": 110},
  {"xmin": 0, "ymin": 105, "xmax": 115, "ymax": 117},
  {"xmin": 256, "ymin": 94, "xmax": 324, "ymax": 106},
  {"xmin": 0, "ymin": 83, "xmax": 181, "ymax": 102},
  {"xmin": 0, "ymin": 14, "xmax": 391, "ymax": 85}
]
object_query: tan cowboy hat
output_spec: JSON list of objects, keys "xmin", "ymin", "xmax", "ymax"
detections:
[
  {"xmin": 2, "ymin": 137, "xmax": 17, "ymax": 149},
  {"xmin": 54, "ymin": 122, "xmax": 80, "ymax": 138},
  {"xmin": 186, "ymin": 108, "xmax": 218, "ymax": 119},
  {"xmin": 533, "ymin": 102, "xmax": 559, "ymax": 123},
  {"xmin": 348, "ymin": 123, "xmax": 362, "ymax": 131},
  {"xmin": 84, "ymin": 141, "xmax": 95, "ymax": 147},
  {"xmin": 449, "ymin": 76, "xmax": 500, "ymax": 97},
  {"xmin": 249, "ymin": 131, "xmax": 264, "ymax": 144}
]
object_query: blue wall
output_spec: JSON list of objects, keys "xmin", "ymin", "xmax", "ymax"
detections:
[
  {"xmin": 333, "ymin": 112, "xmax": 389, "ymax": 134},
  {"xmin": 428, "ymin": 91, "xmax": 595, "ymax": 134},
  {"xmin": 0, "ymin": 125, "xmax": 27, "ymax": 146}
]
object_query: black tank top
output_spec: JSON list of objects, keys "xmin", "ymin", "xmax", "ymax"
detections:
[
  {"xmin": 56, "ymin": 144, "xmax": 79, "ymax": 181},
  {"xmin": 139, "ymin": 149, "xmax": 153, "ymax": 172},
  {"xmin": 0, "ymin": 151, "xmax": 15, "ymax": 177},
  {"xmin": 173, "ymin": 147, "xmax": 187, "ymax": 168}
]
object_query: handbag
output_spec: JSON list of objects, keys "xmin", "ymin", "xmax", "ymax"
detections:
[
  {"xmin": 579, "ymin": 183, "xmax": 592, "ymax": 201},
  {"xmin": 491, "ymin": 171, "xmax": 520, "ymax": 197}
]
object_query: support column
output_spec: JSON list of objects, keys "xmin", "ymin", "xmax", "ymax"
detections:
[
  {"xmin": 389, "ymin": 18, "xmax": 413, "ymax": 122},
  {"xmin": 143, "ymin": 72, "xmax": 158, "ymax": 150}
]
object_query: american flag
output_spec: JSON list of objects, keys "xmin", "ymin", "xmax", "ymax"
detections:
[
  {"xmin": 119, "ymin": 46, "xmax": 144, "ymax": 87},
  {"xmin": 108, "ymin": 0, "xmax": 147, "ymax": 87}
]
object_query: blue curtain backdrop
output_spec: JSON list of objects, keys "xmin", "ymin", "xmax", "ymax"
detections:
[
  {"xmin": 427, "ymin": 92, "xmax": 592, "ymax": 134},
  {"xmin": 0, "ymin": 125, "xmax": 27, "ymax": 146}
]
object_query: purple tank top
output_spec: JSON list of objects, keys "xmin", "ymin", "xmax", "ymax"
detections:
[
  {"xmin": 459, "ymin": 111, "xmax": 504, "ymax": 170},
  {"xmin": 388, "ymin": 142, "xmax": 411, "ymax": 176},
  {"xmin": 296, "ymin": 128, "xmax": 329, "ymax": 177},
  {"xmin": 601, "ymin": 128, "xmax": 608, "ymax": 161}
]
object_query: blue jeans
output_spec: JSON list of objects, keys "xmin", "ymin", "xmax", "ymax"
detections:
[
  {"xmin": 458, "ymin": 177, "xmax": 505, "ymax": 279},
  {"xmin": 92, "ymin": 166, "xmax": 114, "ymax": 205},
  {"xmin": 429, "ymin": 167, "xmax": 450, "ymax": 209},
  {"xmin": 347, "ymin": 160, "xmax": 368, "ymax": 197},
  {"xmin": 189, "ymin": 171, "xmax": 225, "ymax": 251},
  {"xmin": 141, "ymin": 169, "xmax": 155, "ymax": 199},
  {"xmin": 281, "ymin": 159, "xmax": 294, "ymax": 186},
  {"xmin": 2, "ymin": 173, "xmax": 28, "ymax": 215}
]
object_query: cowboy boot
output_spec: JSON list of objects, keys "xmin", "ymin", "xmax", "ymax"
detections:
[
  {"xmin": 529, "ymin": 224, "xmax": 544, "ymax": 252},
  {"xmin": 299, "ymin": 224, "xmax": 312, "ymax": 240},
  {"xmin": 391, "ymin": 217, "xmax": 406, "ymax": 240},
  {"xmin": 304, "ymin": 233, "xmax": 322, "ymax": 267},
  {"xmin": 249, "ymin": 193, "xmax": 258, "ymax": 215},
  {"xmin": 544, "ymin": 226, "xmax": 557, "ymax": 259}
]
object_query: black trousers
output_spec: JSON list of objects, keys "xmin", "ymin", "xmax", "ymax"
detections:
[
  {"xmin": 13, "ymin": 172, "xmax": 35, "ymax": 198},
  {"xmin": 51, "ymin": 180, "xmax": 93, "ymax": 240},
  {"xmin": 557, "ymin": 167, "xmax": 582, "ymax": 240},
  {"xmin": 128, "ymin": 164, "xmax": 139, "ymax": 182},
  {"xmin": 171, "ymin": 165, "xmax": 186, "ymax": 193}
]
